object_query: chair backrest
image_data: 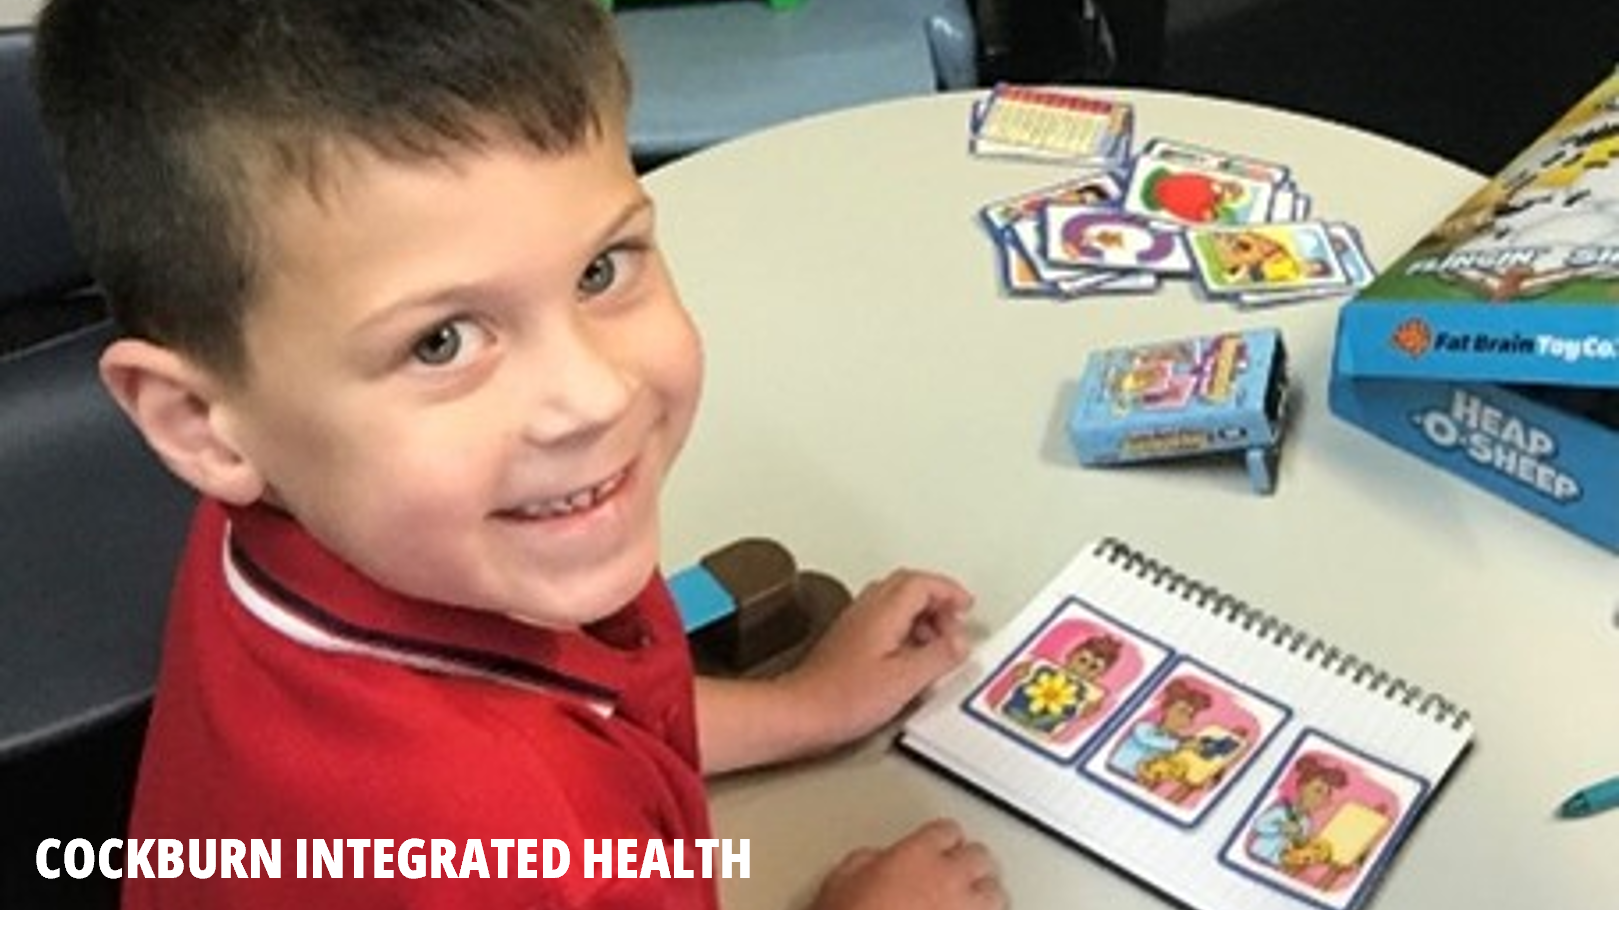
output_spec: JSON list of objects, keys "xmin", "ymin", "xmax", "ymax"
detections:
[
  {"xmin": 0, "ymin": 27, "xmax": 86, "ymax": 309},
  {"xmin": 0, "ymin": 320, "xmax": 194, "ymax": 762},
  {"xmin": 0, "ymin": 25, "xmax": 193, "ymax": 906},
  {"xmin": 615, "ymin": 0, "xmax": 980, "ymax": 166}
]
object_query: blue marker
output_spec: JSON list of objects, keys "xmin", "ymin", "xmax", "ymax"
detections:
[{"xmin": 1558, "ymin": 775, "xmax": 1619, "ymax": 818}]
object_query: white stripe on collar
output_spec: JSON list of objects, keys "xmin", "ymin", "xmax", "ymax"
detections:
[{"xmin": 221, "ymin": 529, "xmax": 614, "ymax": 718}]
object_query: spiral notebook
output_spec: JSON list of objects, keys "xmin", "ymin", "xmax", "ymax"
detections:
[{"xmin": 896, "ymin": 538, "xmax": 1474, "ymax": 910}]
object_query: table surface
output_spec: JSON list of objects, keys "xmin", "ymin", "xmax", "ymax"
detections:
[
  {"xmin": 643, "ymin": 89, "xmax": 1619, "ymax": 909},
  {"xmin": 0, "ymin": 1, "xmax": 34, "ymax": 29}
]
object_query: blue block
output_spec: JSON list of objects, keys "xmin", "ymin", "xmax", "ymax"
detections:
[{"xmin": 669, "ymin": 564, "xmax": 736, "ymax": 632}]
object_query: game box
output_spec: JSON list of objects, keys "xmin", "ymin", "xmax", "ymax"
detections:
[
  {"xmin": 1069, "ymin": 328, "xmax": 1289, "ymax": 494},
  {"xmin": 1329, "ymin": 70, "xmax": 1619, "ymax": 551}
]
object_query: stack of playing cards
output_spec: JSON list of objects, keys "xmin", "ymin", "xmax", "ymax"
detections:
[
  {"xmin": 969, "ymin": 83, "xmax": 1133, "ymax": 167},
  {"xmin": 976, "ymin": 103, "xmax": 1375, "ymax": 307}
]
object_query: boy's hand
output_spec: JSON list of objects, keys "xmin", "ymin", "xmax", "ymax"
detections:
[
  {"xmin": 813, "ymin": 819, "xmax": 1006, "ymax": 910},
  {"xmin": 779, "ymin": 568, "xmax": 973, "ymax": 750}
]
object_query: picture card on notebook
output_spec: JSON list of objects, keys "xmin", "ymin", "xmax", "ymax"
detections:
[{"xmin": 897, "ymin": 538, "xmax": 1474, "ymax": 910}]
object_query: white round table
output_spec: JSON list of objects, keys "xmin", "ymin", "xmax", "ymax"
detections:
[{"xmin": 645, "ymin": 89, "xmax": 1619, "ymax": 909}]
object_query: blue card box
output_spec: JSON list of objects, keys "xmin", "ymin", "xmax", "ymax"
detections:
[{"xmin": 1068, "ymin": 328, "xmax": 1289, "ymax": 493}]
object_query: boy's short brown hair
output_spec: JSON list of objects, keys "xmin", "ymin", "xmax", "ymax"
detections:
[{"xmin": 33, "ymin": 0, "xmax": 629, "ymax": 380}]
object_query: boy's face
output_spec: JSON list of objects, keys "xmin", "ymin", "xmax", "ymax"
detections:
[{"xmin": 215, "ymin": 124, "xmax": 702, "ymax": 629}]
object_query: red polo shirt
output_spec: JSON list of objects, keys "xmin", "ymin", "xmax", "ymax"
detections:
[{"xmin": 123, "ymin": 500, "xmax": 718, "ymax": 909}]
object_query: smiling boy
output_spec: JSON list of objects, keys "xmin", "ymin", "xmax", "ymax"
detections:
[{"xmin": 32, "ymin": 0, "xmax": 1002, "ymax": 909}]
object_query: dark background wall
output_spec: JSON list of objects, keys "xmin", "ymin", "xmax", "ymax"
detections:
[{"xmin": 981, "ymin": 0, "xmax": 1619, "ymax": 175}]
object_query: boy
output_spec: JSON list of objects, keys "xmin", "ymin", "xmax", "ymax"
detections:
[{"xmin": 32, "ymin": 0, "xmax": 1003, "ymax": 909}]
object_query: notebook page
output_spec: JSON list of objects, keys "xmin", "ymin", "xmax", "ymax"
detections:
[{"xmin": 898, "ymin": 539, "xmax": 1473, "ymax": 910}]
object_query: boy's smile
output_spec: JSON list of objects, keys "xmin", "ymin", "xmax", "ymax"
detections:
[
  {"xmin": 209, "ymin": 123, "xmax": 702, "ymax": 631},
  {"xmin": 500, "ymin": 467, "xmax": 628, "ymax": 522}
]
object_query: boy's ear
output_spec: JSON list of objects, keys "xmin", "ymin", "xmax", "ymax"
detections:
[{"xmin": 98, "ymin": 338, "xmax": 267, "ymax": 506}]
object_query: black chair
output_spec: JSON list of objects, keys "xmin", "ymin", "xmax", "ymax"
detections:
[
  {"xmin": 1, "ymin": 25, "xmax": 99, "ymax": 351},
  {"xmin": 1, "ymin": 27, "xmax": 194, "ymax": 909}
]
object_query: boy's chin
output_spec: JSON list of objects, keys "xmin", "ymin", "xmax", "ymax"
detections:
[{"xmin": 502, "ymin": 560, "xmax": 659, "ymax": 631}]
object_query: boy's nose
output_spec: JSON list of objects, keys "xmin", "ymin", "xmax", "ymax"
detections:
[{"xmin": 518, "ymin": 324, "xmax": 634, "ymax": 445}]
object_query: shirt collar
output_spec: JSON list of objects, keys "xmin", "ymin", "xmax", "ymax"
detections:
[{"xmin": 221, "ymin": 503, "xmax": 663, "ymax": 716}]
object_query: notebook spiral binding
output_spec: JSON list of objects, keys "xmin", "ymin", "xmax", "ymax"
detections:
[{"xmin": 1095, "ymin": 537, "xmax": 1471, "ymax": 730}]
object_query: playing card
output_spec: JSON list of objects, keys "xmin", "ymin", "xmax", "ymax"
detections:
[
  {"xmin": 1186, "ymin": 222, "xmax": 1351, "ymax": 298},
  {"xmin": 1043, "ymin": 205, "xmax": 1194, "ymax": 275}
]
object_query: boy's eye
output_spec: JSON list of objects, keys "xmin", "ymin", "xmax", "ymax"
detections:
[
  {"xmin": 579, "ymin": 252, "xmax": 618, "ymax": 296},
  {"xmin": 412, "ymin": 321, "xmax": 466, "ymax": 366}
]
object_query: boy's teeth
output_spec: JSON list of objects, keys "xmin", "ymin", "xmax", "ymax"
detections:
[
  {"xmin": 518, "ymin": 472, "xmax": 621, "ymax": 519},
  {"xmin": 529, "ymin": 492, "xmax": 586, "ymax": 517}
]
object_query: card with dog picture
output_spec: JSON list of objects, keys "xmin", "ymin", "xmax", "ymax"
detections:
[
  {"xmin": 1187, "ymin": 222, "xmax": 1350, "ymax": 298},
  {"xmin": 1220, "ymin": 730, "xmax": 1428, "ymax": 909},
  {"xmin": 1083, "ymin": 658, "xmax": 1289, "ymax": 827}
]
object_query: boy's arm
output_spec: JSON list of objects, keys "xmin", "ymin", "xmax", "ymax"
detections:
[
  {"xmin": 694, "ymin": 569, "xmax": 971, "ymax": 775},
  {"xmin": 692, "ymin": 675, "xmax": 819, "ymax": 774},
  {"xmin": 693, "ymin": 571, "xmax": 1007, "ymax": 909}
]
